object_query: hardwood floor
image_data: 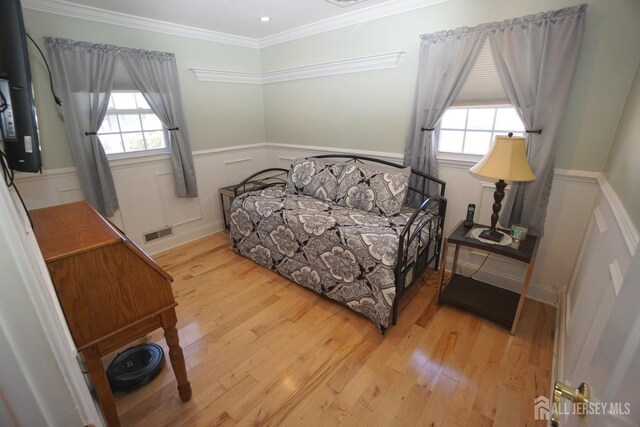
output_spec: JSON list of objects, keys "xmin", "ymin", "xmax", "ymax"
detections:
[{"xmin": 114, "ymin": 232, "xmax": 555, "ymax": 426}]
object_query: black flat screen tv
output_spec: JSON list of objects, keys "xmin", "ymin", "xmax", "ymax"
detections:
[{"xmin": 0, "ymin": 0, "xmax": 42, "ymax": 173}]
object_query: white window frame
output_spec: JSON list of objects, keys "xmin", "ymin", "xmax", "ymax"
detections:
[
  {"xmin": 437, "ymin": 104, "xmax": 526, "ymax": 159},
  {"xmin": 98, "ymin": 91, "xmax": 170, "ymax": 160}
]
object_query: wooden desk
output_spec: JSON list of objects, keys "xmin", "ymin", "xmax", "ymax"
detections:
[
  {"xmin": 436, "ymin": 220, "xmax": 540, "ymax": 334},
  {"xmin": 31, "ymin": 201, "xmax": 191, "ymax": 426}
]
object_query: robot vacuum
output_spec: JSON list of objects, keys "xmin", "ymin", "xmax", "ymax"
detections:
[{"xmin": 106, "ymin": 343, "xmax": 165, "ymax": 391}]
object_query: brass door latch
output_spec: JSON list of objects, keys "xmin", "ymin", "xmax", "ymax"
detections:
[{"xmin": 551, "ymin": 381, "xmax": 591, "ymax": 426}]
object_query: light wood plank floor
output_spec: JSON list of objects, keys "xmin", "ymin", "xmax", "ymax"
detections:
[{"xmin": 114, "ymin": 232, "xmax": 555, "ymax": 426}]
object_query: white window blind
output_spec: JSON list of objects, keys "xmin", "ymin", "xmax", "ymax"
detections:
[{"xmin": 454, "ymin": 40, "xmax": 509, "ymax": 106}]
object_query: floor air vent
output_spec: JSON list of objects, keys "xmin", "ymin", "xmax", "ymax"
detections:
[{"xmin": 144, "ymin": 227, "xmax": 173, "ymax": 243}]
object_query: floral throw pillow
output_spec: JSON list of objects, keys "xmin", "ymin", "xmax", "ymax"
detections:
[
  {"xmin": 286, "ymin": 158, "xmax": 345, "ymax": 202},
  {"xmin": 336, "ymin": 163, "xmax": 411, "ymax": 216}
]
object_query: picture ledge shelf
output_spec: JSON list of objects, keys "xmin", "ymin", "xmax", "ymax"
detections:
[{"xmin": 189, "ymin": 51, "xmax": 406, "ymax": 84}]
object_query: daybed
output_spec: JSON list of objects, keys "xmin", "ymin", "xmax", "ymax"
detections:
[{"xmin": 229, "ymin": 155, "xmax": 446, "ymax": 332}]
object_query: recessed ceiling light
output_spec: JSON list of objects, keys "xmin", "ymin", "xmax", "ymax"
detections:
[{"xmin": 259, "ymin": 16, "xmax": 271, "ymax": 22}]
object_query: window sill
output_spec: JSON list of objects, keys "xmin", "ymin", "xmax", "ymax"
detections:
[
  {"xmin": 107, "ymin": 150, "xmax": 171, "ymax": 168},
  {"xmin": 437, "ymin": 152, "xmax": 483, "ymax": 169}
]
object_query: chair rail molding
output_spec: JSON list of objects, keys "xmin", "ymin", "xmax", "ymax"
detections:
[
  {"xmin": 190, "ymin": 51, "xmax": 406, "ymax": 85},
  {"xmin": 597, "ymin": 174, "xmax": 639, "ymax": 255}
]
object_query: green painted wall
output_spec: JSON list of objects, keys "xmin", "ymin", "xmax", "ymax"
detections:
[
  {"xmin": 22, "ymin": 1, "xmax": 640, "ymax": 173},
  {"xmin": 604, "ymin": 63, "xmax": 640, "ymax": 229},
  {"xmin": 23, "ymin": 9, "xmax": 266, "ymax": 170},
  {"xmin": 260, "ymin": 0, "xmax": 640, "ymax": 171}
]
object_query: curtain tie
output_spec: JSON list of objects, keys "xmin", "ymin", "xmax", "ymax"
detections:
[
  {"xmin": 167, "ymin": 127, "xmax": 180, "ymax": 131},
  {"xmin": 84, "ymin": 131, "xmax": 97, "ymax": 136},
  {"xmin": 421, "ymin": 127, "xmax": 435, "ymax": 132},
  {"xmin": 525, "ymin": 129, "xmax": 542, "ymax": 134}
]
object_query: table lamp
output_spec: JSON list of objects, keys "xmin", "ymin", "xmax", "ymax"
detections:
[{"xmin": 470, "ymin": 134, "xmax": 536, "ymax": 242}]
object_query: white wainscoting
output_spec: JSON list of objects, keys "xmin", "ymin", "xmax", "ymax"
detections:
[
  {"xmin": 15, "ymin": 143, "xmax": 270, "ymax": 254},
  {"xmin": 264, "ymin": 143, "xmax": 601, "ymax": 305},
  {"xmin": 16, "ymin": 142, "xmax": 604, "ymax": 306},
  {"xmin": 553, "ymin": 174, "xmax": 637, "ymax": 384}
]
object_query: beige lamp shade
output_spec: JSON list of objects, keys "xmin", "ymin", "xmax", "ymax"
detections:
[{"xmin": 470, "ymin": 135, "xmax": 536, "ymax": 182}]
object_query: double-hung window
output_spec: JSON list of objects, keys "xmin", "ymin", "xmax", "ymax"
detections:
[
  {"xmin": 439, "ymin": 106, "xmax": 525, "ymax": 155},
  {"xmin": 437, "ymin": 41, "xmax": 525, "ymax": 156},
  {"xmin": 98, "ymin": 91, "xmax": 169, "ymax": 157}
]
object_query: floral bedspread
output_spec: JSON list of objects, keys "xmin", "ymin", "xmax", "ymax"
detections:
[{"xmin": 229, "ymin": 187, "xmax": 431, "ymax": 329}]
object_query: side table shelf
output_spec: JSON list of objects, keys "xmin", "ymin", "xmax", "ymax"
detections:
[
  {"xmin": 440, "ymin": 274, "xmax": 520, "ymax": 328},
  {"xmin": 437, "ymin": 220, "xmax": 540, "ymax": 334}
]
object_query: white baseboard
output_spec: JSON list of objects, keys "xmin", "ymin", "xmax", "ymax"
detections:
[{"xmin": 144, "ymin": 220, "xmax": 224, "ymax": 255}]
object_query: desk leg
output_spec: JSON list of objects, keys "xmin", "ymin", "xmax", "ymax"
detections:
[
  {"xmin": 511, "ymin": 261, "xmax": 535, "ymax": 335},
  {"xmin": 436, "ymin": 238, "xmax": 449, "ymax": 304},
  {"xmin": 84, "ymin": 346, "xmax": 120, "ymax": 427},
  {"xmin": 161, "ymin": 309, "xmax": 192, "ymax": 401}
]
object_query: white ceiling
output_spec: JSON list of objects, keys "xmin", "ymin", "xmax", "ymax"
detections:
[{"xmin": 56, "ymin": 0, "xmax": 396, "ymax": 39}]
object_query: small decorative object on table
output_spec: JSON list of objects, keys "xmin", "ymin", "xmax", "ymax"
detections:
[
  {"xmin": 510, "ymin": 224, "xmax": 528, "ymax": 242},
  {"xmin": 469, "ymin": 134, "xmax": 536, "ymax": 242}
]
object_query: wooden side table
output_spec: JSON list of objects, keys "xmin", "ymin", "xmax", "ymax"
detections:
[{"xmin": 436, "ymin": 220, "xmax": 540, "ymax": 334}]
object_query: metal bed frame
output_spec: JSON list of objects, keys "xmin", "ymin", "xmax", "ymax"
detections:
[{"xmin": 231, "ymin": 155, "xmax": 447, "ymax": 331}]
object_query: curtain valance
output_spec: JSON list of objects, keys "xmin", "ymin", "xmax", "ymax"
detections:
[
  {"xmin": 45, "ymin": 37, "xmax": 176, "ymax": 61},
  {"xmin": 420, "ymin": 4, "xmax": 587, "ymax": 42}
]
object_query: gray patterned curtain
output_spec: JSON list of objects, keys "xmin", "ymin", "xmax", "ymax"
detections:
[
  {"xmin": 404, "ymin": 28, "xmax": 485, "ymax": 203},
  {"xmin": 47, "ymin": 37, "xmax": 198, "ymax": 216},
  {"xmin": 490, "ymin": 5, "xmax": 587, "ymax": 235},
  {"xmin": 121, "ymin": 49, "xmax": 198, "ymax": 198},
  {"xmin": 46, "ymin": 37, "xmax": 119, "ymax": 217}
]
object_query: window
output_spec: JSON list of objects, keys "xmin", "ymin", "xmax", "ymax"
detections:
[
  {"xmin": 98, "ymin": 91, "xmax": 169, "ymax": 156},
  {"xmin": 438, "ymin": 106, "xmax": 525, "ymax": 155},
  {"xmin": 436, "ymin": 39, "xmax": 525, "ymax": 156}
]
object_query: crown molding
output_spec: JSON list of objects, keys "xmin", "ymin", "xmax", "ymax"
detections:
[
  {"xmin": 22, "ymin": 0, "xmax": 449, "ymax": 49},
  {"xmin": 262, "ymin": 51, "xmax": 405, "ymax": 83},
  {"xmin": 188, "ymin": 69, "xmax": 262, "ymax": 85},
  {"xmin": 21, "ymin": 0, "xmax": 259, "ymax": 48},
  {"xmin": 258, "ymin": 0, "xmax": 450, "ymax": 48},
  {"xmin": 191, "ymin": 51, "xmax": 405, "ymax": 84}
]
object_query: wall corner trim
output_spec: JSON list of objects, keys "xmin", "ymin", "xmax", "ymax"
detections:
[
  {"xmin": 191, "ymin": 51, "xmax": 406, "ymax": 84},
  {"xmin": 597, "ymin": 174, "xmax": 639, "ymax": 255}
]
